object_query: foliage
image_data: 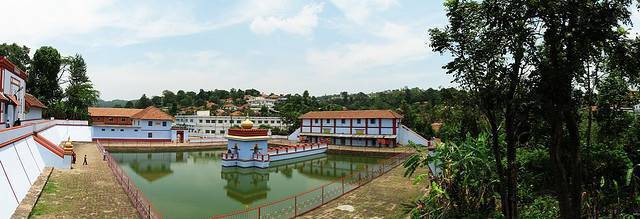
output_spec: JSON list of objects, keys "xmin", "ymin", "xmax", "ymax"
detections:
[
  {"xmin": 520, "ymin": 196, "xmax": 559, "ymax": 219},
  {"xmin": 403, "ymin": 134, "xmax": 499, "ymax": 218},
  {"xmin": 64, "ymin": 54, "xmax": 99, "ymax": 120},
  {"xmin": 29, "ymin": 46, "xmax": 63, "ymax": 108}
]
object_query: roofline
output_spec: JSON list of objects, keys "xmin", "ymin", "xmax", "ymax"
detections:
[
  {"xmin": 0, "ymin": 56, "xmax": 28, "ymax": 80},
  {"xmin": 298, "ymin": 110, "xmax": 404, "ymax": 119}
]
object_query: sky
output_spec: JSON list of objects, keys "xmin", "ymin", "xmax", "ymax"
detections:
[{"xmin": 0, "ymin": 0, "xmax": 638, "ymax": 100}]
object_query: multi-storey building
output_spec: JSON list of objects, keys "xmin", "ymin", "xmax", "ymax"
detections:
[
  {"xmin": 0, "ymin": 57, "xmax": 46, "ymax": 126},
  {"xmin": 175, "ymin": 111, "xmax": 287, "ymax": 138},
  {"xmin": 297, "ymin": 110, "xmax": 404, "ymax": 147},
  {"xmin": 89, "ymin": 106, "xmax": 187, "ymax": 142}
]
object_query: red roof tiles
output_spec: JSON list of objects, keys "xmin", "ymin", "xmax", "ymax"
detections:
[
  {"xmin": 88, "ymin": 106, "xmax": 174, "ymax": 121},
  {"xmin": 131, "ymin": 106, "xmax": 175, "ymax": 121},
  {"xmin": 25, "ymin": 93, "xmax": 47, "ymax": 109},
  {"xmin": 299, "ymin": 110, "xmax": 403, "ymax": 119}
]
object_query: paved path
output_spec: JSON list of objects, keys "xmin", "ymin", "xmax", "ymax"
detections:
[
  {"xmin": 300, "ymin": 164, "xmax": 426, "ymax": 218},
  {"xmin": 30, "ymin": 142, "xmax": 138, "ymax": 218}
]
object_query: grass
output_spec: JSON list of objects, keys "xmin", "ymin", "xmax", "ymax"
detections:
[{"xmin": 29, "ymin": 181, "xmax": 58, "ymax": 217}]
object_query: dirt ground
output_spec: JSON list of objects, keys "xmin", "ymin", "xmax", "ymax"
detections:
[
  {"xmin": 299, "ymin": 165, "xmax": 427, "ymax": 219},
  {"xmin": 30, "ymin": 142, "xmax": 138, "ymax": 218}
]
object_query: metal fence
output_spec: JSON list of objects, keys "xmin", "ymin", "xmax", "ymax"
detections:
[
  {"xmin": 96, "ymin": 141, "xmax": 161, "ymax": 219},
  {"xmin": 211, "ymin": 152, "xmax": 410, "ymax": 219},
  {"xmin": 99, "ymin": 140, "xmax": 224, "ymax": 147}
]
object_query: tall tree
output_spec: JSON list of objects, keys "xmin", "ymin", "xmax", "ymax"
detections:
[
  {"xmin": 535, "ymin": 0, "xmax": 634, "ymax": 217},
  {"xmin": 429, "ymin": 0, "xmax": 537, "ymax": 217},
  {"xmin": 136, "ymin": 94, "xmax": 152, "ymax": 108},
  {"xmin": 64, "ymin": 54, "xmax": 99, "ymax": 119},
  {"xmin": 29, "ymin": 46, "xmax": 63, "ymax": 108}
]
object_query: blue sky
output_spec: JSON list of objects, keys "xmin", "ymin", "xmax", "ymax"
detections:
[{"xmin": 2, "ymin": 1, "xmax": 638, "ymax": 100}]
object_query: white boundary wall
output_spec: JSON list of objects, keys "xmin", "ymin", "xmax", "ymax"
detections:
[{"xmin": 0, "ymin": 120, "xmax": 91, "ymax": 218}]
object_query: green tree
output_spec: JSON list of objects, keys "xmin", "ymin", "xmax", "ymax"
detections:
[
  {"xmin": 535, "ymin": 1, "xmax": 634, "ymax": 217},
  {"xmin": 64, "ymin": 54, "xmax": 99, "ymax": 119},
  {"xmin": 125, "ymin": 101, "xmax": 134, "ymax": 108},
  {"xmin": 0, "ymin": 43, "xmax": 30, "ymax": 71},
  {"xmin": 29, "ymin": 46, "xmax": 63, "ymax": 112},
  {"xmin": 136, "ymin": 94, "xmax": 152, "ymax": 108},
  {"xmin": 429, "ymin": 0, "xmax": 538, "ymax": 216}
]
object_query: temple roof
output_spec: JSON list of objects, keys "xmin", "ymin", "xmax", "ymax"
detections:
[
  {"xmin": 299, "ymin": 110, "xmax": 403, "ymax": 119},
  {"xmin": 25, "ymin": 93, "xmax": 47, "ymax": 109},
  {"xmin": 89, "ymin": 106, "xmax": 174, "ymax": 121}
]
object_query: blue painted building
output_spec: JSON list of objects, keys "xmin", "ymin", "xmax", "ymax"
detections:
[{"xmin": 89, "ymin": 106, "xmax": 188, "ymax": 142}]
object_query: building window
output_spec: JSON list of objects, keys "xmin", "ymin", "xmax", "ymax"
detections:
[
  {"xmin": 277, "ymin": 121, "xmax": 281, "ymax": 124},
  {"xmin": 120, "ymin": 129, "xmax": 124, "ymax": 132},
  {"xmin": 205, "ymin": 130, "xmax": 210, "ymax": 133},
  {"xmin": 258, "ymin": 121, "xmax": 262, "ymax": 124},
  {"xmin": 101, "ymin": 129, "xmax": 105, "ymax": 131},
  {"xmin": 199, "ymin": 120, "xmax": 203, "ymax": 123},
  {"xmin": 237, "ymin": 120, "xmax": 241, "ymax": 123},
  {"xmin": 341, "ymin": 119, "xmax": 346, "ymax": 124},
  {"xmin": 212, "ymin": 120, "xmax": 216, "ymax": 123},
  {"xmin": 109, "ymin": 117, "xmax": 113, "ymax": 121},
  {"xmin": 162, "ymin": 121, "xmax": 167, "ymax": 127},
  {"xmin": 271, "ymin": 121, "xmax": 274, "ymax": 124},
  {"xmin": 206, "ymin": 120, "xmax": 210, "ymax": 123},
  {"xmin": 121, "ymin": 118, "xmax": 126, "ymax": 122},
  {"xmin": 314, "ymin": 119, "xmax": 318, "ymax": 124},
  {"xmin": 148, "ymin": 121, "xmax": 153, "ymax": 126},
  {"xmin": 190, "ymin": 119, "xmax": 193, "ymax": 122},
  {"xmin": 220, "ymin": 130, "xmax": 225, "ymax": 134},
  {"xmin": 230, "ymin": 120, "xmax": 234, "ymax": 124},
  {"xmin": 370, "ymin": 119, "xmax": 376, "ymax": 124},
  {"xmin": 111, "ymin": 129, "xmax": 115, "ymax": 131},
  {"xmin": 134, "ymin": 129, "xmax": 138, "ymax": 132},
  {"xmin": 356, "ymin": 119, "xmax": 361, "ymax": 124},
  {"xmin": 326, "ymin": 119, "xmax": 330, "ymax": 123},
  {"xmin": 218, "ymin": 120, "xmax": 223, "ymax": 123},
  {"xmin": 148, "ymin": 133, "xmax": 153, "ymax": 138}
]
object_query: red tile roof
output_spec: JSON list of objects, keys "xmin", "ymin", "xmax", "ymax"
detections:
[
  {"xmin": 131, "ymin": 106, "xmax": 175, "ymax": 121},
  {"xmin": 88, "ymin": 107, "xmax": 142, "ymax": 117},
  {"xmin": 6, "ymin": 94, "xmax": 19, "ymax": 106},
  {"xmin": 25, "ymin": 93, "xmax": 47, "ymax": 109},
  {"xmin": 89, "ymin": 106, "xmax": 174, "ymax": 121},
  {"xmin": 0, "ymin": 56, "xmax": 28, "ymax": 80},
  {"xmin": 299, "ymin": 110, "xmax": 403, "ymax": 119}
]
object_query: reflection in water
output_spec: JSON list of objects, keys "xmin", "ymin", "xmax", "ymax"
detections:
[
  {"xmin": 112, "ymin": 150, "xmax": 388, "ymax": 218},
  {"xmin": 220, "ymin": 153, "xmax": 385, "ymax": 205}
]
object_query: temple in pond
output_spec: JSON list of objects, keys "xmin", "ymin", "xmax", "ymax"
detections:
[{"xmin": 222, "ymin": 118, "xmax": 327, "ymax": 168}]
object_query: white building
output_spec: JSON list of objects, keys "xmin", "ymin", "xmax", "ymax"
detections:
[
  {"xmin": 89, "ymin": 106, "xmax": 188, "ymax": 143},
  {"xmin": 247, "ymin": 96, "xmax": 277, "ymax": 112},
  {"xmin": 175, "ymin": 111, "xmax": 287, "ymax": 138}
]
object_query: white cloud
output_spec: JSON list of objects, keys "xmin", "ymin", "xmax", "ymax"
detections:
[
  {"xmin": 306, "ymin": 22, "xmax": 429, "ymax": 75},
  {"xmin": 250, "ymin": 3, "xmax": 324, "ymax": 36},
  {"xmin": 330, "ymin": 0, "xmax": 397, "ymax": 24},
  {"xmin": 0, "ymin": 0, "xmax": 299, "ymax": 46}
]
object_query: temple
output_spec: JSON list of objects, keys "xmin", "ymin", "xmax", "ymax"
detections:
[{"xmin": 222, "ymin": 118, "xmax": 327, "ymax": 168}]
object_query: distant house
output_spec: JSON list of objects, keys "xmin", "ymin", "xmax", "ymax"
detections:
[
  {"xmin": 89, "ymin": 106, "xmax": 188, "ymax": 142},
  {"xmin": 24, "ymin": 93, "xmax": 46, "ymax": 121}
]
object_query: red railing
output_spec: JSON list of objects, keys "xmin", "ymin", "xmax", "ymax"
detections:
[
  {"xmin": 211, "ymin": 152, "xmax": 411, "ymax": 219},
  {"xmin": 97, "ymin": 140, "xmax": 161, "ymax": 219}
]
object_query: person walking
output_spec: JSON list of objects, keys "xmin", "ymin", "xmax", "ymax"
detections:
[{"xmin": 82, "ymin": 155, "xmax": 88, "ymax": 165}]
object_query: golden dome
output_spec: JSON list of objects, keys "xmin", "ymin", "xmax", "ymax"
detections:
[{"xmin": 240, "ymin": 118, "xmax": 254, "ymax": 129}]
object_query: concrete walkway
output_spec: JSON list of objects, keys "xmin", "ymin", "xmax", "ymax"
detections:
[
  {"xmin": 300, "ymin": 164, "xmax": 426, "ymax": 218},
  {"xmin": 30, "ymin": 142, "xmax": 138, "ymax": 218}
]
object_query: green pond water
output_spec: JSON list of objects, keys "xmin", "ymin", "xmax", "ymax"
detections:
[{"xmin": 112, "ymin": 149, "xmax": 388, "ymax": 218}]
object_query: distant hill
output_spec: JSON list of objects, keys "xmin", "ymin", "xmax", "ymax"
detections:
[{"xmin": 95, "ymin": 99, "xmax": 134, "ymax": 107}]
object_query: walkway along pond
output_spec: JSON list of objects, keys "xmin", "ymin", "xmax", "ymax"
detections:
[{"xmin": 102, "ymin": 141, "xmax": 409, "ymax": 218}]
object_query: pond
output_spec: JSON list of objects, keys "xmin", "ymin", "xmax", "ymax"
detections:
[{"xmin": 112, "ymin": 149, "xmax": 389, "ymax": 218}]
